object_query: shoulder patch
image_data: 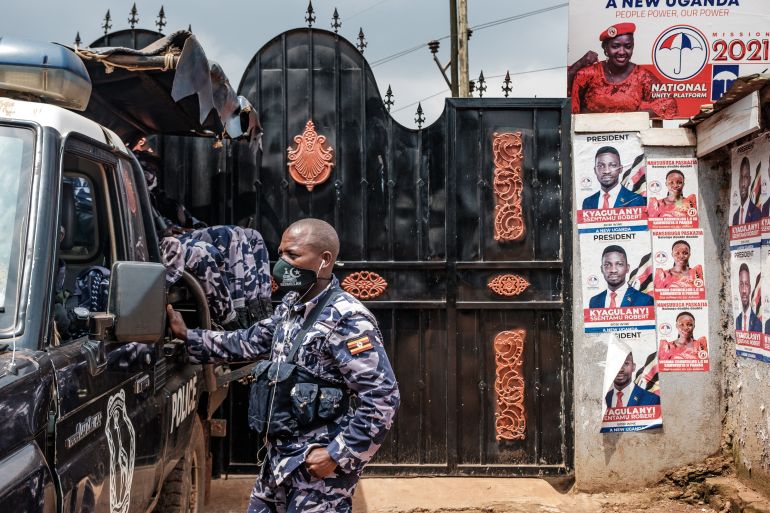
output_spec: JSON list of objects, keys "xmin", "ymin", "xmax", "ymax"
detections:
[{"xmin": 346, "ymin": 335, "xmax": 374, "ymax": 356}]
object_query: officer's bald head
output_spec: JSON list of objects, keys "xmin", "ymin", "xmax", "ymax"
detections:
[{"xmin": 285, "ymin": 218, "xmax": 339, "ymax": 261}]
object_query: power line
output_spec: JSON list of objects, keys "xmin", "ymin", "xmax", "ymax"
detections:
[
  {"xmin": 391, "ymin": 88, "xmax": 451, "ymax": 114},
  {"xmin": 347, "ymin": 0, "xmax": 390, "ymax": 21},
  {"xmin": 370, "ymin": 36, "xmax": 450, "ymax": 67},
  {"xmin": 486, "ymin": 65, "xmax": 566, "ymax": 80},
  {"xmin": 472, "ymin": 3, "xmax": 567, "ymax": 31},
  {"xmin": 390, "ymin": 64, "xmax": 566, "ymax": 114},
  {"xmin": 369, "ymin": 3, "xmax": 567, "ymax": 68}
]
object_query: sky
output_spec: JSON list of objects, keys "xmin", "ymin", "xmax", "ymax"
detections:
[{"xmin": 0, "ymin": 1, "xmax": 569, "ymax": 127}]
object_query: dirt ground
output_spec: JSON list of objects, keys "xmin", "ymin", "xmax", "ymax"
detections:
[{"xmin": 205, "ymin": 456, "xmax": 770, "ymax": 513}]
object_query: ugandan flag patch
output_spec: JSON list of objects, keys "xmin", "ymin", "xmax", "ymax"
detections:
[{"xmin": 346, "ymin": 336, "xmax": 374, "ymax": 356}]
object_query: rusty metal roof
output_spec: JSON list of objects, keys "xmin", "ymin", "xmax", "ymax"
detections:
[{"xmin": 683, "ymin": 73, "xmax": 770, "ymax": 127}]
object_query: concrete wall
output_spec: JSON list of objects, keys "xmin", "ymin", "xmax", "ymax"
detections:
[
  {"xmin": 711, "ymin": 140, "xmax": 770, "ymax": 496},
  {"xmin": 572, "ymin": 120, "xmax": 725, "ymax": 491}
]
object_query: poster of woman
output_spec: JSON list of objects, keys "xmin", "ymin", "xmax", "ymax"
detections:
[
  {"xmin": 656, "ymin": 301, "xmax": 710, "ymax": 372},
  {"xmin": 570, "ymin": 23, "xmax": 678, "ymax": 119},
  {"xmin": 651, "ymin": 230, "xmax": 706, "ymax": 301},
  {"xmin": 646, "ymin": 158, "xmax": 699, "ymax": 229},
  {"xmin": 567, "ymin": 0, "xmax": 766, "ymax": 118}
]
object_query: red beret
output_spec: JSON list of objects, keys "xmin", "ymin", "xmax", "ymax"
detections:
[{"xmin": 599, "ymin": 23, "xmax": 636, "ymax": 42}]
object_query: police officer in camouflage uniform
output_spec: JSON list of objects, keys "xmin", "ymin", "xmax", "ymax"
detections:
[
  {"xmin": 167, "ymin": 218, "xmax": 399, "ymax": 513},
  {"xmin": 179, "ymin": 225, "xmax": 273, "ymax": 322},
  {"xmin": 137, "ymin": 151, "xmax": 272, "ymax": 327},
  {"xmin": 159, "ymin": 236, "xmax": 239, "ymax": 326}
]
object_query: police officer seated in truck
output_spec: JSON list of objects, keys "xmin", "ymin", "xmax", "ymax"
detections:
[{"xmin": 136, "ymin": 149, "xmax": 273, "ymax": 329}]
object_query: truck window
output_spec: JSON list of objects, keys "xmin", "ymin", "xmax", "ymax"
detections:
[
  {"xmin": 54, "ymin": 155, "xmax": 116, "ymax": 344},
  {"xmin": 60, "ymin": 176, "xmax": 98, "ymax": 259},
  {"xmin": 117, "ymin": 158, "xmax": 149, "ymax": 262},
  {"xmin": 0, "ymin": 125, "xmax": 34, "ymax": 332}
]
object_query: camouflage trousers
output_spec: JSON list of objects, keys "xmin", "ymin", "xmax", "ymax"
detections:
[
  {"xmin": 159, "ymin": 236, "xmax": 237, "ymax": 324},
  {"xmin": 178, "ymin": 226, "xmax": 272, "ymax": 307},
  {"xmin": 247, "ymin": 463, "xmax": 357, "ymax": 513}
]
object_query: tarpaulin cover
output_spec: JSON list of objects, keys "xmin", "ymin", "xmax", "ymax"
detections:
[{"xmin": 72, "ymin": 30, "xmax": 260, "ymax": 146}]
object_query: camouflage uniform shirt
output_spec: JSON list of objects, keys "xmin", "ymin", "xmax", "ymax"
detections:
[{"xmin": 185, "ymin": 277, "xmax": 400, "ymax": 484}]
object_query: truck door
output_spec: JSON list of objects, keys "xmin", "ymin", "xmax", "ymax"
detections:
[{"xmin": 47, "ymin": 143, "xmax": 160, "ymax": 513}]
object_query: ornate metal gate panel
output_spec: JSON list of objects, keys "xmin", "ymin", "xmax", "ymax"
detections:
[
  {"xmin": 88, "ymin": 24, "xmax": 572, "ymax": 476},
  {"xmin": 220, "ymin": 29, "xmax": 573, "ymax": 476}
]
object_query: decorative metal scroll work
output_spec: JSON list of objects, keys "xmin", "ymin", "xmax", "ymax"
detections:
[
  {"xmin": 492, "ymin": 132, "xmax": 525, "ymax": 241},
  {"xmin": 488, "ymin": 274, "xmax": 530, "ymax": 297},
  {"xmin": 494, "ymin": 330, "xmax": 526, "ymax": 441},
  {"xmin": 341, "ymin": 271, "xmax": 388, "ymax": 300},
  {"xmin": 287, "ymin": 120, "xmax": 334, "ymax": 191}
]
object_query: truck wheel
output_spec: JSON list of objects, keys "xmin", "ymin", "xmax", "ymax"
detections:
[{"xmin": 158, "ymin": 416, "xmax": 206, "ymax": 513}]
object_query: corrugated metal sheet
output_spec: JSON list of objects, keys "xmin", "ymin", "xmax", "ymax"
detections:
[{"xmin": 684, "ymin": 73, "xmax": 770, "ymax": 128}]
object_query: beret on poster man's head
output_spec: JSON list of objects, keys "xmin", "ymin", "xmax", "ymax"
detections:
[{"xmin": 599, "ymin": 23, "xmax": 636, "ymax": 42}]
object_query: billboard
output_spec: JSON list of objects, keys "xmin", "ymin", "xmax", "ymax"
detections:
[{"xmin": 568, "ymin": 0, "xmax": 770, "ymax": 119}]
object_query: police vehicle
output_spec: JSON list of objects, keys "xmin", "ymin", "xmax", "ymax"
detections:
[{"xmin": 0, "ymin": 36, "xmax": 232, "ymax": 513}]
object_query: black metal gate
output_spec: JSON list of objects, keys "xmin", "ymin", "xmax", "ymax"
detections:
[
  {"xmin": 90, "ymin": 25, "xmax": 573, "ymax": 476},
  {"xmin": 221, "ymin": 28, "xmax": 573, "ymax": 476}
]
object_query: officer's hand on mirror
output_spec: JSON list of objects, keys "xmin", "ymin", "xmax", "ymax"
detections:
[
  {"xmin": 306, "ymin": 447, "xmax": 337, "ymax": 479},
  {"xmin": 166, "ymin": 305, "xmax": 188, "ymax": 341}
]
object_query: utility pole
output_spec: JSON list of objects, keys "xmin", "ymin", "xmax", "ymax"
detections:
[
  {"xmin": 457, "ymin": 0, "xmax": 469, "ymax": 97},
  {"xmin": 449, "ymin": 0, "xmax": 459, "ymax": 97}
]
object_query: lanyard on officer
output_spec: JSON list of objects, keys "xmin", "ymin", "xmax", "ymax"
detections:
[
  {"xmin": 285, "ymin": 284, "xmax": 341, "ymax": 362},
  {"xmin": 256, "ymin": 284, "xmax": 341, "ymax": 467}
]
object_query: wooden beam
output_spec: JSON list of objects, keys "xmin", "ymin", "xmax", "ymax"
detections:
[
  {"xmin": 696, "ymin": 91, "xmax": 761, "ymax": 157},
  {"xmin": 640, "ymin": 128, "xmax": 696, "ymax": 147},
  {"xmin": 573, "ymin": 112, "xmax": 651, "ymax": 133}
]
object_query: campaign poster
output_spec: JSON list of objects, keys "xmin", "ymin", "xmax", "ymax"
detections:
[
  {"xmin": 651, "ymin": 229, "xmax": 706, "ymax": 301},
  {"xmin": 762, "ymin": 238, "xmax": 770, "ymax": 360},
  {"xmin": 646, "ymin": 157, "xmax": 699, "ymax": 229},
  {"xmin": 581, "ymin": 230, "xmax": 655, "ymax": 333},
  {"xmin": 730, "ymin": 138, "xmax": 765, "ymax": 247},
  {"xmin": 656, "ymin": 300, "xmax": 710, "ymax": 372},
  {"xmin": 754, "ymin": 133, "xmax": 770, "ymax": 361},
  {"xmin": 731, "ymin": 245, "xmax": 764, "ymax": 361},
  {"xmin": 574, "ymin": 132, "xmax": 647, "ymax": 232},
  {"xmin": 601, "ymin": 331, "xmax": 662, "ymax": 433},
  {"xmin": 568, "ymin": 0, "xmax": 770, "ymax": 119}
]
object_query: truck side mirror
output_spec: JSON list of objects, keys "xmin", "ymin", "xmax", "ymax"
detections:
[{"xmin": 107, "ymin": 261, "xmax": 167, "ymax": 344}]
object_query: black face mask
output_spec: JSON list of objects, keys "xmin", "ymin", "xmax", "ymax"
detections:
[{"xmin": 272, "ymin": 257, "xmax": 318, "ymax": 292}]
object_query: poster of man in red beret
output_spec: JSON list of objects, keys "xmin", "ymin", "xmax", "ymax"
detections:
[{"xmin": 568, "ymin": 1, "xmax": 768, "ymax": 119}]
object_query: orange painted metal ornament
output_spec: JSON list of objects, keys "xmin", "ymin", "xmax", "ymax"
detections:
[
  {"xmin": 287, "ymin": 120, "xmax": 335, "ymax": 191},
  {"xmin": 493, "ymin": 329, "xmax": 527, "ymax": 441},
  {"xmin": 341, "ymin": 271, "xmax": 388, "ymax": 300},
  {"xmin": 488, "ymin": 274, "xmax": 530, "ymax": 297},
  {"xmin": 492, "ymin": 132, "xmax": 525, "ymax": 242}
]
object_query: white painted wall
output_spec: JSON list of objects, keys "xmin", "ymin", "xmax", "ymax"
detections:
[{"xmin": 571, "ymin": 118, "xmax": 724, "ymax": 491}]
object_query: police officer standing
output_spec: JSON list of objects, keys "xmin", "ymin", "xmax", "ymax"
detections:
[{"xmin": 167, "ymin": 218, "xmax": 400, "ymax": 513}]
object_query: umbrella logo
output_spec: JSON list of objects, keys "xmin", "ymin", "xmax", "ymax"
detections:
[
  {"xmin": 712, "ymin": 65, "xmax": 739, "ymax": 101},
  {"xmin": 653, "ymin": 26, "xmax": 709, "ymax": 81}
]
